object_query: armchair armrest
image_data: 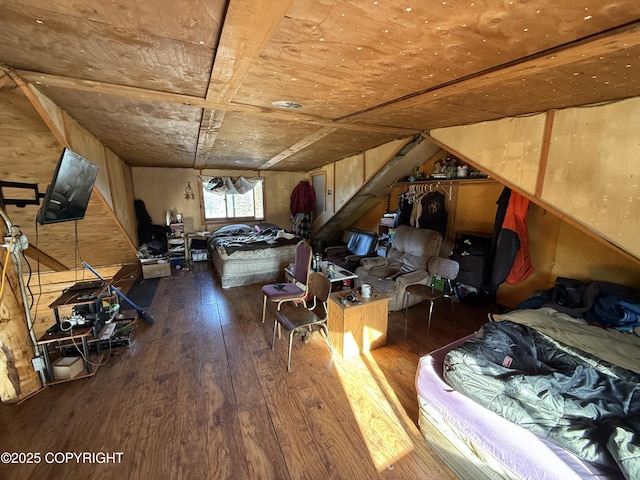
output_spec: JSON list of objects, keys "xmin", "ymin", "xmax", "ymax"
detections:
[
  {"xmin": 324, "ymin": 245, "xmax": 348, "ymax": 256},
  {"xmin": 359, "ymin": 256, "xmax": 389, "ymax": 269},
  {"xmin": 396, "ymin": 270, "xmax": 430, "ymax": 288},
  {"xmin": 345, "ymin": 253, "xmax": 377, "ymax": 263}
]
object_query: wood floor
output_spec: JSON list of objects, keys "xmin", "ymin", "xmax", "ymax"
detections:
[{"xmin": 0, "ymin": 262, "xmax": 495, "ymax": 480}]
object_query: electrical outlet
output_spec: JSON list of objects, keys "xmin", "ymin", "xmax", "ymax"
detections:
[
  {"xmin": 32, "ymin": 356, "xmax": 45, "ymax": 372},
  {"xmin": 3, "ymin": 234, "xmax": 29, "ymax": 252}
]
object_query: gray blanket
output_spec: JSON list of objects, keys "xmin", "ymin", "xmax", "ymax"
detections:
[{"xmin": 444, "ymin": 321, "xmax": 639, "ymax": 479}]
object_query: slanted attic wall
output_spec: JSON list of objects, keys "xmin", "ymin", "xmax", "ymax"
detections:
[
  {"xmin": 429, "ymin": 97, "xmax": 640, "ymax": 306},
  {"xmin": 0, "ymin": 73, "xmax": 138, "ymax": 272}
]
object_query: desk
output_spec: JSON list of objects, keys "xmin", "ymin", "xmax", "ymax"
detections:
[
  {"xmin": 327, "ymin": 288, "xmax": 390, "ymax": 359},
  {"xmin": 37, "ymin": 326, "xmax": 96, "ymax": 383},
  {"xmin": 39, "ymin": 283, "xmax": 115, "ymax": 384}
]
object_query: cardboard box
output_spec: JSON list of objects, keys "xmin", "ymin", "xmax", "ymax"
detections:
[
  {"xmin": 53, "ymin": 356, "xmax": 84, "ymax": 380},
  {"xmin": 141, "ymin": 260, "xmax": 171, "ymax": 279}
]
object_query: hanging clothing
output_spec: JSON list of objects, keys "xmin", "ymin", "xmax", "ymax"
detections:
[
  {"xmin": 491, "ymin": 190, "xmax": 534, "ymax": 286},
  {"xmin": 486, "ymin": 187, "xmax": 512, "ymax": 293},
  {"xmin": 134, "ymin": 199, "xmax": 155, "ymax": 245},
  {"xmin": 291, "ymin": 212, "xmax": 311, "ymax": 239},
  {"xmin": 416, "ymin": 191, "xmax": 448, "ymax": 237},
  {"xmin": 290, "ymin": 180, "xmax": 316, "ymax": 215},
  {"xmin": 394, "ymin": 192, "xmax": 416, "ymax": 227}
]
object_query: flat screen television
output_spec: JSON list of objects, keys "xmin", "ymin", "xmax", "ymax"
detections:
[{"xmin": 37, "ymin": 148, "xmax": 99, "ymax": 225}]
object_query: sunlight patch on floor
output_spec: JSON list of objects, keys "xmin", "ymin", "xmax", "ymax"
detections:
[{"xmin": 334, "ymin": 351, "xmax": 415, "ymax": 472}]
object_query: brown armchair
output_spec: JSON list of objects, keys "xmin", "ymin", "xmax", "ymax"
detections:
[{"xmin": 355, "ymin": 225, "xmax": 443, "ymax": 311}]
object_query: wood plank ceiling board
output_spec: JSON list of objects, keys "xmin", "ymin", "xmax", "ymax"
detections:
[
  {"xmin": 13, "ymin": 0, "xmax": 227, "ymax": 47},
  {"xmin": 206, "ymin": 0, "xmax": 295, "ymax": 104},
  {"xmin": 0, "ymin": 2, "xmax": 218, "ymax": 96},
  {"xmin": 0, "ymin": 81, "xmax": 60, "ymax": 185},
  {"xmin": 274, "ymin": 129, "xmax": 403, "ymax": 172},
  {"xmin": 201, "ymin": 112, "xmax": 322, "ymax": 170},
  {"xmin": 348, "ymin": 26, "xmax": 640, "ymax": 130},
  {"xmin": 37, "ymin": 86, "xmax": 202, "ymax": 167},
  {"xmin": 232, "ymin": 0, "xmax": 640, "ymax": 119}
]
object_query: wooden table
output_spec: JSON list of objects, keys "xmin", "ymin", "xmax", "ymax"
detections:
[{"xmin": 327, "ymin": 287, "xmax": 390, "ymax": 359}]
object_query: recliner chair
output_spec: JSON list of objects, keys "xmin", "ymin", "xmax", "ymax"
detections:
[{"xmin": 355, "ymin": 225, "xmax": 443, "ymax": 311}]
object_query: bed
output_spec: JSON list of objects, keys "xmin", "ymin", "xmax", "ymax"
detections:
[
  {"xmin": 206, "ymin": 223, "xmax": 300, "ymax": 289},
  {"xmin": 416, "ymin": 304, "xmax": 640, "ymax": 480}
]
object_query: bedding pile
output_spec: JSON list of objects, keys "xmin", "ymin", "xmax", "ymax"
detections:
[
  {"xmin": 207, "ymin": 224, "xmax": 298, "ymax": 255},
  {"xmin": 443, "ymin": 317, "xmax": 640, "ymax": 479}
]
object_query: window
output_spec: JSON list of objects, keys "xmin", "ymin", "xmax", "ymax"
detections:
[{"xmin": 202, "ymin": 180, "xmax": 264, "ymax": 221}]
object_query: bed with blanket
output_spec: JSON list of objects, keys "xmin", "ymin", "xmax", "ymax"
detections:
[
  {"xmin": 206, "ymin": 223, "xmax": 300, "ymax": 289},
  {"xmin": 416, "ymin": 280, "xmax": 640, "ymax": 480}
]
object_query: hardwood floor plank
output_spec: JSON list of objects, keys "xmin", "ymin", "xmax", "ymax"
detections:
[
  {"xmin": 264, "ymin": 385, "xmax": 334, "ymax": 480},
  {"xmin": 203, "ymin": 362, "xmax": 251, "ymax": 480},
  {"xmin": 296, "ymin": 384, "xmax": 380, "ymax": 478},
  {"xmin": 238, "ymin": 405, "xmax": 292, "ymax": 480},
  {"xmin": 127, "ymin": 371, "xmax": 179, "ymax": 479}
]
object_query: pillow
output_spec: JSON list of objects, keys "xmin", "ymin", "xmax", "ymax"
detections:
[
  {"xmin": 254, "ymin": 222, "xmax": 279, "ymax": 233},
  {"xmin": 213, "ymin": 224, "xmax": 252, "ymax": 236}
]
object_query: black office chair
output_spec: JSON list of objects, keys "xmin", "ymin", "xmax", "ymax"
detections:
[{"xmin": 271, "ymin": 272, "xmax": 332, "ymax": 372}]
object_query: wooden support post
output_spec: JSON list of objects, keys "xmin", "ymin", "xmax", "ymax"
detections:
[{"xmin": 0, "ymin": 251, "xmax": 42, "ymax": 402}]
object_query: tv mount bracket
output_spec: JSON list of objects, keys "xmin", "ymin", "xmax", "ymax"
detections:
[{"xmin": 0, "ymin": 180, "xmax": 46, "ymax": 208}]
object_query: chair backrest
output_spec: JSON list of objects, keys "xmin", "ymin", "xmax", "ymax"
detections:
[
  {"xmin": 346, "ymin": 230, "xmax": 378, "ymax": 256},
  {"xmin": 388, "ymin": 225, "xmax": 443, "ymax": 271},
  {"xmin": 427, "ymin": 256, "xmax": 460, "ymax": 281},
  {"xmin": 306, "ymin": 272, "xmax": 332, "ymax": 318},
  {"xmin": 293, "ymin": 240, "xmax": 313, "ymax": 284}
]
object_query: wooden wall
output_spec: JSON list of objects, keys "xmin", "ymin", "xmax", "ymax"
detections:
[
  {"xmin": 0, "ymin": 72, "xmax": 139, "ymax": 401},
  {"xmin": 131, "ymin": 167, "xmax": 306, "ymax": 233},
  {"xmin": 0, "ymin": 75, "xmax": 138, "ymax": 272},
  {"xmin": 311, "ymin": 139, "xmax": 408, "ymax": 234},
  {"xmin": 430, "ymin": 97, "xmax": 640, "ymax": 306}
]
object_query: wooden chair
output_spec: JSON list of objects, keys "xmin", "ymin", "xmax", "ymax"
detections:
[
  {"xmin": 261, "ymin": 240, "xmax": 312, "ymax": 323},
  {"xmin": 271, "ymin": 272, "xmax": 332, "ymax": 372},
  {"xmin": 404, "ymin": 256, "xmax": 459, "ymax": 332}
]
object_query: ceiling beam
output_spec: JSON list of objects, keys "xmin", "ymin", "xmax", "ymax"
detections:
[
  {"xmin": 194, "ymin": 109, "xmax": 226, "ymax": 169},
  {"xmin": 206, "ymin": 0, "xmax": 295, "ymax": 104},
  {"xmin": 24, "ymin": 246, "xmax": 69, "ymax": 271},
  {"xmin": 259, "ymin": 126, "xmax": 338, "ymax": 170}
]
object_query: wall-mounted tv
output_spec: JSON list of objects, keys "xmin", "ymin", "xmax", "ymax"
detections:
[{"xmin": 37, "ymin": 148, "xmax": 99, "ymax": 225}]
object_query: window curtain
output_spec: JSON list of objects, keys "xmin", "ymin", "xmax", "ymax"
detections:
[{"xmin": 196, "ymin": 175, "xmax": 262, "ymax": 195}]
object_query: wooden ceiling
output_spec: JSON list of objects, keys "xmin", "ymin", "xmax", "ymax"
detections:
[{"xmin": 1, "ymin": 1, "xmax": 639, "ymax": 172}]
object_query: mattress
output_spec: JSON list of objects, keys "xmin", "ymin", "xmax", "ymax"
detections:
[
  {"xmin": 206, "ymin": 224, "xmax": 300, "ymax": 288},
  {"xmin": 210, "ymin": 241, "xmax": 297, "ymax": 289},
  {"xmin": 415, "ymin": 308, "xmax": 633, "ymax": 480}
]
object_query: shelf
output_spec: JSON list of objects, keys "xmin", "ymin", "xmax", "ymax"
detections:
[{"xmin": 394, "ymin": 177, "xmax": 496, "ymax": 187}]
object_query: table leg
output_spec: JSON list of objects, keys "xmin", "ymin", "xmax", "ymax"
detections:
[
  {"xmin": 40, "ymin": 344, "xmax": 52, "ymax": 383},
  {"xmin": 81, "ymin": 336, "xmax": 92, "ymax": 374}
]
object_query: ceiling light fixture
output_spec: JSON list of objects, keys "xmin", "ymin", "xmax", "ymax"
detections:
[{"xmin": 272, "ymin": 100, "xmax": 302, "ymax": 109}]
